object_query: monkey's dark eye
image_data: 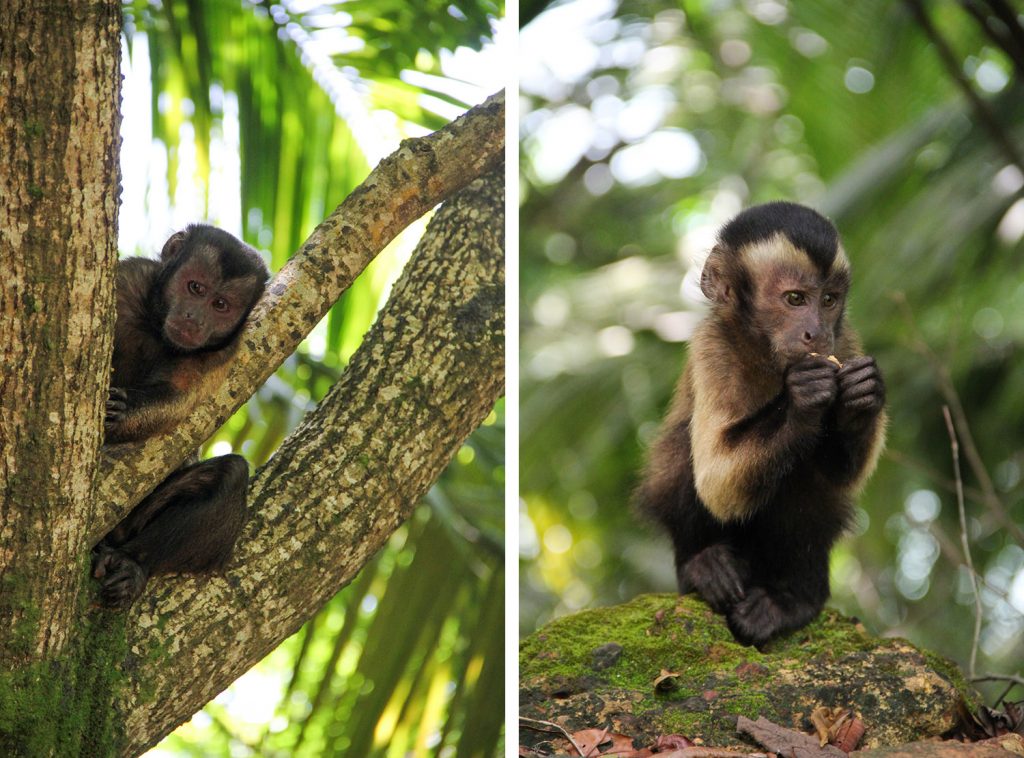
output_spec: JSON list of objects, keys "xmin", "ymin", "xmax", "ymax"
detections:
[
  {"xmin": 823, "ymin": 294, "xmax": 838, "ymax": 308},
  {"xmin": 212, "ymin": 298, "xmax": 229, "ymax": 312},
  {"xmin": 784, "ymin": 292, "xmax": 806, "ymax": 306},
  {"xmin": 188, "ymin": 281, "xmax": 206, "ymax": 296}
]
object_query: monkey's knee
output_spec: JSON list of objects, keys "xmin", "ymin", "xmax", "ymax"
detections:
[{"xmin": 213, "ymin": 453, "xmax": 249, "ymax": 491}]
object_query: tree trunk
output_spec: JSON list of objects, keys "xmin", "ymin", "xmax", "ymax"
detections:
[{"xmin": 0, "ymin": 0, "xmax": 121, "ymax": 664}]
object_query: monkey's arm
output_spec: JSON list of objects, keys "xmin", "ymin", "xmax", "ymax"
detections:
[
  {"xmin": 105, "ymin": 383, "xmax": 192, "ymax": 443},
  {"xmin": 105, "ymin": 359, "xmax": 230, "ymax": 444},
  {"xmin": 691, "ymin": 356, "xmax": 838, "ymax": 521}
]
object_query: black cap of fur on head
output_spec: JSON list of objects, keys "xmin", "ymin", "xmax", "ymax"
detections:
[{"xmin": 718, "ymin": 201, "xmax": 840, "ymax": 275}]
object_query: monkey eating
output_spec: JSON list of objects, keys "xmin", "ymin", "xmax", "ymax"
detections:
[
  {"xmin": 94, "ymin": 224, "xmax": 270, "ymax": 610},
  {"xmin": 636, "ymin": 201, "xmax": 886, "ymax": 647}
]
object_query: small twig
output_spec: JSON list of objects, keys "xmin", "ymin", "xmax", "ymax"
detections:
[
  {"xmin": 672, "ymin": 749, "xmax": 769, "ymax": 757},
  {"xmin": 971, "ymin": 672, "xmax": 1024, "ymax": 690},
  {"xmin": 961, "ymin": 0, "xmax": 1024, "ymax": 78},
  {"xmin": 519, "ymin": 717, "xmax": 587, "ymax": 757},
  {"xmin": 943, "ymin": 405, "xmax": 983, "ymax": 679},
  {"xmin": 983, "ymin": 0, "xmax": 1024, "ymax": 68},
  {"xmin": 994, "ymin": 680, "xmax": 1018, "ymax": 707},
  {"xmin": 928, "ymin": 522, "xmax": 1013, "ymax": 605}
]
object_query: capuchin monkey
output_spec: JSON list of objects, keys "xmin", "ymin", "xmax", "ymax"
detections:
[
  {"xmin": 636, "ymin": 202, "xmax": 886, "ymax": 647},
  {"xmin": 93, "ymin": 224, "xmax": 269, "ymax": 610}
]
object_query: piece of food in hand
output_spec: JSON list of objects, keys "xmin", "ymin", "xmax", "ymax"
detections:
[{"xmin": 810, "ymin": 352, "xmax": 843, "ymax": 367}]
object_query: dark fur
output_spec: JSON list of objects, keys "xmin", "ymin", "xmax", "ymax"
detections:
[
  {"xmin": 94, "ymin": 224, "xmax": 269, "ymax": 610},
  {"xmin": 636, "ymin": 203, "xmax": 886, "ymax": 647}
]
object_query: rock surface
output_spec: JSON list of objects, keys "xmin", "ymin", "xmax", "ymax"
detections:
[{"xmin": 520, "ymin": 594, "xmax": 976, "ymax": 752}]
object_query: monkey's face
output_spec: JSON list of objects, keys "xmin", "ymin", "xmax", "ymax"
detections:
[
  {"xmin": 161, "ymin": 262, "xmax": 260, "ymax": 352},
  {"xmin": 752, "ymin": 269, "xmax": 846, "ymax": 369}
]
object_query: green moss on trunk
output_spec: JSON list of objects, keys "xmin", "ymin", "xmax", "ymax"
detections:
[{"xmin": 0, "ymin": 599, "xmax": 130, "ymax": 755}]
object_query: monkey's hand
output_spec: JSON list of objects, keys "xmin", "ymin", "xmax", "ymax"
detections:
[
  {"xmin": 93, "ymin": 544, "xmax": 148, "ymax": 610},
  {"xmin": 105, "ymin": 387, "xmax": 129, "ymax": 425},
  {"xmin": 835, "ymin": 356, "xmax": 885, "ymax": 431},
  {"xmin": 786, "ymin": 356, "xmax": 839, "ymax": 423},
  {"xmin": 679, "ymin": 544, "xmax": 748, "ymax": 613}
]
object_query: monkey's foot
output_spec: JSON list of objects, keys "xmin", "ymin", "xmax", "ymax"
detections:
[
  {"xmin": 93, "ymin": 546, "xmax": 148, "ymax": 610},
  {"xmin": 679, "ymin": 544, "xmax": 748, "ymax": 613},
  {"xmin": 727, "ymin": 587, "xmax": 822, "ymax": 648}
]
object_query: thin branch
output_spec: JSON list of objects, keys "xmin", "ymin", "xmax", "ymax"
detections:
[
  {"xmin": 960, "ymin": 0, "xmax": 1024, "ymax": 78},
  {"xmin": 518, "ymin": 717, "xmax": 587, "ymax": 757},
  {"xmin": 891, "ymin": 291, "xmax": 1024, "ymax": 546},
  {"xmin": 928, "ymin": 521, "xmax": 1013, "ymax": 606},
  {"xmin": 943, "ymin": 405, "xmax": 983, "ymax": 680},
  {"xmin": 90, "ymin": 90, "xmax": 505, "ymax": 544},
  {"xmin": 971, "ymin": 673, "xmax": 1024, "ymax": 691},
  {"xmin": 983, "ymin": 0, "xmax": 1024, "ymax": 67},
  {"xmin": 905, "ymin": 0, "xmax": 1024, "ymax": 172}
]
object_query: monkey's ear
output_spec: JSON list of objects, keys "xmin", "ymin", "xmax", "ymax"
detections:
[
  {"xmin": 160, "ymin": 231, "xmax": 188, "ymax": 261},
  {"xmin": 699, "ymin": 246, "xmax": 731, "ymax": 303}
]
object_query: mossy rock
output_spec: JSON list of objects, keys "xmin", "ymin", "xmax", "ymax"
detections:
[{"xmin": 520, "ymin": 594, "xmax": 976, "ymax": 751}]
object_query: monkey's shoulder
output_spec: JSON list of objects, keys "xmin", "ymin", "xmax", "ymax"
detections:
[
  {"xmin": 115, "ymin": 257, "xmax": 160, "ymax": 303},
  {"xmin": 687, "ymin": 325, "xmax": 779, "ymax": 419}
]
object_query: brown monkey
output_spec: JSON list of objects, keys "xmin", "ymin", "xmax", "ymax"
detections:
[
  {"xmin": 636, "ymin": 202, "xmax": 886, "ymax": 647},
  {"xmin": 94, "ymin": 224, "xmax": 269, "ymax": 609}
]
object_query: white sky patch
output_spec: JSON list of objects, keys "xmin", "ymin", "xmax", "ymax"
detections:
[
  {"xmin": 527, "ymin": 104, "xmax": 596, "ymax": 184},
  {"xmin": 520, "ymin": 0, "xmax": 616, "ymax": 100},
  {"xmin": 615, "ymin": 86, "xmax": 674, "ymax": 142},
  {"xmin": 610, "ymin": 128, "xmax": 703, "ymax": 186}
]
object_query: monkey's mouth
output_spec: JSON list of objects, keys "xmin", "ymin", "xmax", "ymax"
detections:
[{"xmin": 165, "ymin": 322, "xmax": 205, "ymax": 350}]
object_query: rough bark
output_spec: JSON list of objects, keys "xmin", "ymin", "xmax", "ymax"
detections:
[
  {"xmin": 0, "ymin": 0, "xmax": 121, "ymax": 662},
  {"xmin": 92, "ymin": 90, "xmax": 505, "ymax": 544},
  {"xmin": 118, "ymin": 168, "xmax": 505, "ymax": 755}
]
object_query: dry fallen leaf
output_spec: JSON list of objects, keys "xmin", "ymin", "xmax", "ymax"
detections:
[
  {"xmin": 654, "ymin": 669, "xmax": 682, "ymax": 693},
  {"xmin": 570, "ymin": 727, "xmax": 636, "ymax": 756},
  {"xmin": 654, "ymin": 734, "xmax": 694, "ymax": 750},
  {"xmin": 808, "ymin": 706, "xmax": 864, "ymax": 752}
]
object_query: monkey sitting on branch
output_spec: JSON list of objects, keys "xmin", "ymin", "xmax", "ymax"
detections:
[
  {"xmin": 94, "ymin": 224, "xmax": 270, "ymax": 610},
  {"xmin": 636, "ymin": 201, "xmax": 887, "ymax": 647}
]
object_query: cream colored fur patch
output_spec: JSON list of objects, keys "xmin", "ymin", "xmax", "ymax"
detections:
[{"xmin": 739, "ymin": 232, "xmax": 849, "ymax": 276}]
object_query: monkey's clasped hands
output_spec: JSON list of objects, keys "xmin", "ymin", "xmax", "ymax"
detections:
[{"xmin": 788, "ymin": 354, "xmax": 885, "ymax": 428}]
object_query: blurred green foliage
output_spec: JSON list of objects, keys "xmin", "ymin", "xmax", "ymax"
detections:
[
  {"xmin": 121, "ymin": 1, "xmax": 505, "ymax": 755},
  {"xmin": 520, "ymin": 0, "xmax": 1024, "ymax": 697}
]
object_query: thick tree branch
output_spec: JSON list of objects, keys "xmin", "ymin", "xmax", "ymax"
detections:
[
  {"xmin": 90, "ymin": 90, "xmax": 505, "ymax": 544},
  {"xmin": 115, "ymin": 168, "xmax": 505, "ymax": 755}
]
